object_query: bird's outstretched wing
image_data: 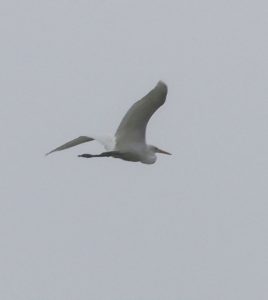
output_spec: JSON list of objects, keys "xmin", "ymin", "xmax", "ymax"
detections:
[
  {"xmin": 46, "ymin": 136, "xmax": 94, "ymax": 155},
  {"xmin": 115, "ymin": 81, "xmax": 168, "ymax": 148}
]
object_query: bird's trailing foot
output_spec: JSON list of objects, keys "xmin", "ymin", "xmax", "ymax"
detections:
[
  {"xmin": 78, "ymin": 154, "xmax": 95, "ymax": 158},
  {"xmin": 78, "ymin": 151, "xmax": 121, "ymax": 159}
]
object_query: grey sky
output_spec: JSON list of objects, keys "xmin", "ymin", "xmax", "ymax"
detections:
[{"xmin": 1, "ymin": 0, "xmax": 267, "ymax": 299}]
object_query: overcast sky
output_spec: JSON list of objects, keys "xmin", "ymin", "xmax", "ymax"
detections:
[{"xmin": 1, "ymin": 0, "xmax": 268, "ymax": 299}]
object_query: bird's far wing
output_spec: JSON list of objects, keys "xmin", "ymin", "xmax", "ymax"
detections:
[
  {"xmin": 46, "ymin": 136, "xmax": 94, "ymax": 155},
  {"xmin": 115, "ymin": 81, "xmax": 168, "ymax": 147}
]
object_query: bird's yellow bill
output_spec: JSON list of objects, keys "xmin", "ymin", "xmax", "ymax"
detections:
[{"xmin": 157, "ymin": 148, "xmax": 172, "ymax": 155}]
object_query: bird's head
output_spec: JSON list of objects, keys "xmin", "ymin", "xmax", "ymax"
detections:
[{"xmin": 149, "ymin": 145, "xmax": 172, "ymax": 156}]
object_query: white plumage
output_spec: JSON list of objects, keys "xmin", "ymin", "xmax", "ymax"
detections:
[{"xmin": 46, "ymin": 81, "xmax": 171, "ymax": 164}]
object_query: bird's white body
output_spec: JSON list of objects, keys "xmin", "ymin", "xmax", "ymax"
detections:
[{"xmin": 47, "ymin": 81, "xmax": 171, "ymax": 164}]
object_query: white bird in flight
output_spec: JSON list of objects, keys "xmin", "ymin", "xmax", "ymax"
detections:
[{"xmin": 46, "ymin": 81, "xmax": 171, "ymax": 164}]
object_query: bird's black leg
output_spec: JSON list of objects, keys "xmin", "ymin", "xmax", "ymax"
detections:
[
  {"xmin": 78, "ymin": 151, "xmax": 121, "ymax": 158},
  {"xmin": 78, "ymin": 154, "xmax": 96, "ymax": 158}
]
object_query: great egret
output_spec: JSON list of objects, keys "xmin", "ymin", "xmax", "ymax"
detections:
[{"xmin": 46, "ymin": 81, "xmax": 171, "ymax": 164}]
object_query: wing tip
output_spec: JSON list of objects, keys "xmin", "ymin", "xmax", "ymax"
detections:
[
  {"xmin": 157, "ymin": 80, "xmax": 168, "ymax": 90},
  {"xmin": 45, "ymin": 150, "xmax": 54, "ymax": 156},
  {"xmin": 156, "ymin": 80, "xmax": 168, "ymax": 98}
]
